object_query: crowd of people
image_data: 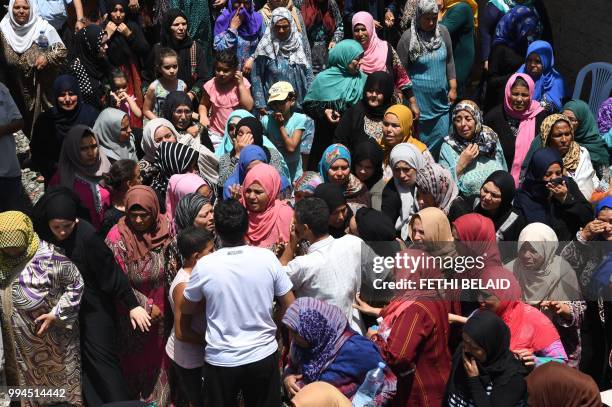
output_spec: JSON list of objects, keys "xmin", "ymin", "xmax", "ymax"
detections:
[{"xmin": 0, "ymin": 0, "xmax": 611, "ymax": 405}]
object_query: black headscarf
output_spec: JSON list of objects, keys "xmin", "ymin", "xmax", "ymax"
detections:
[
  {"xmin": 72, "ymin": 24, "xmax": 109, "ymax": 80},
  {"xmin": 446, "ymin": 310, "xmax": 526, "ymax": 399},
  {"xmin": 352, "ymin": 139, "xmax": 384, "ymax": 190},
  {"xmin": 314, "ymin": 183, "xmax": 353, "ymax": 238},
  {"xmin": 32, "ymin": 186, "xmax": 90, "ymax": 244},
  {"xmin": 361, "ymin": 71, "xmax": 394, "ymax": 120},
  {"xmin": 160, "ymin": 9, "xmax": 194, "ymax": 50},
  {"xmin": 49, "ymin": 74, "xmax": 100, "ymax": 142},
  {"xmin": 104, "ymin": 0, "xmax": 140, "ymax": 65},
  {"xmin": 163, "ymin": 91, "xmax": 193, "ymax": 125},
  {"xmin": 234, "ymin": 117, "xmax": 264, "ymax": 147},
  {"xmin": 475, "ymin": 170, "xmax": 516, "ymax": 230}
]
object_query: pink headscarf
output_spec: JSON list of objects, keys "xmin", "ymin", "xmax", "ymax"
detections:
[
  {"xmin": 165, "ymin": 173, "xmax": 207, "ymax": 223},
  {"xmin": 352, "ymin": 12, "xmax": 388, "ymax": 74},
  {"xmin": 241, "ymin": 163, "xmax": 293, "ymax": 248},
  {"xmin": 503, "ymin": 73, "xmax": 545, "ymax": 186}
]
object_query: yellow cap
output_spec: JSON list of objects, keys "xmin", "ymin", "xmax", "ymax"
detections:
[{"xmin": 267, "ymin": 81, "xmax": 295, "ymax": 103}]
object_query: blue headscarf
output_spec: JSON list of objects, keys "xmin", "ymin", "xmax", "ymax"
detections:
[
  {"xmin": 493, "ymin": 5, "xmax": 542, "ymax": 54},
  {"xmin": 318, "ymin": 144, "xmax": 352, "ymax": 182},
  {"xmin": 518, "ymin": 40, "xmax": 565, "ymax": 110},
  {"xmin": 213, "ymin": 0, "xmax": 263, "ymax": 40},
  {"xmin": 595, "ymin": 196, "xmax": 612, "ymax": 217},
  {"xmin": 223, "ymin": 145, "xmax": 268, "ymax": 199}
]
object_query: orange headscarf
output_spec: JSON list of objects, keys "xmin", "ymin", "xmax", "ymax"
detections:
[{"xmin": 381, "ymin": 104, "xmax": 427, "ymax": 163}]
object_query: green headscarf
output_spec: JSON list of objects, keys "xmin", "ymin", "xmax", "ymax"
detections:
[
  {"xmin": 304, "ymin": 39, "xmax": 367, "ymax": 112},
  {"xmin": 563, "ymin": 99, "xmax": 610, "ymax": 167}
]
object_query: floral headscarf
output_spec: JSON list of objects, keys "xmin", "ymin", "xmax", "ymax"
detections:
[
  {"xmin": 416, "ymin": 163, "xmax": 459, "ymax": 215},
  {"xmin": 445, "ymin": 100, "xmax": 499, "ymax": 157},
  {"xmin": 539, "ymin": 113, "xmax": 581, "ymax": 172}
]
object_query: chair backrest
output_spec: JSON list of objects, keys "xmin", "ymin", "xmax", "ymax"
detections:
[{"xmin": 572, "ymin": 62, "xmax": 612, "ymax": 117}]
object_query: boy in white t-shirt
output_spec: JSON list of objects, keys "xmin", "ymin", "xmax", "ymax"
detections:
[{"xmin": 182, "ymin": 199, "xmax": 295, "ymax": 406}]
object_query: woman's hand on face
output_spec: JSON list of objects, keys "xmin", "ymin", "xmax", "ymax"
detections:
[
  {"xmin": 283, "ymin": 374, "xmax": 302, "ymax": 397},
  {"xmin": 130, "ymin": 306, "xmax": 152, "ymax": 332},
  {"xmin": 580, "ymin": 219, "xmax": 611, "ymax": 241},
  {"xmin": 546, "ymin": 180, "xmax": 568, "ymax": 203},
  {"xmin": 117, "ymin": 23, "xmax": 132, "ymax": 37},
  {"xmin": 35, "ymin": 312, "xmax": 57, "ymax": 336},
  {"xmin": 235, "ymin": 133, "xmax": 253, "ymax": 153},
  {"xmin": 324, "ymin": 109, "xmax": 340, "ymax": 124},
  {"xmin": 106, "ymin": 21, "xmax": 117, "ymax": 37},
  {"xmin": 230, "ymin": 8, "xmax": 243, "ymax": 30},
  {"xmin": 513, "ymin": 349, "xmax": 536, "ymax": 370},
  {"xmin": 462, "ymin": 351, "xmax": 479, "ymax": 377},
  {"xmin": 34, "ymin": 54, "xmax": 48, "ymax": 70}
]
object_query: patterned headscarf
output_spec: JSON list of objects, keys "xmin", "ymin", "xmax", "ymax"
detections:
[
  {"xmin": 445, "ymin": 100, "xmax": 499, "ymax": 157},
  {"xmin": 174, "ymin": 192, "xmax": 213, "ymax": 232},
  {"xmin": 318, "ymin": 144, "xmax": 351, "ymax": 182},
  {"xmin": 294, "ymin": 171, "xmax": 324, "ymax": 195},
  {"xmin": 416, "ymin": 163, "xmax": 459, "ymax": 215},
  {"xmin": 539, "ymin": 113, "xmax": 581, "ymax": 172},
  {"xmin": 282, "ymin": 297, "xmax": 351, "ymax": 382},
  {"xmin": 253, "ymin": 7, "xmax": 309, "ymax": 66},
  {"xmin": 0, "ymin": 211, "xmax": 40, "ymax": 287},
  {"xmin": 493, "ymin": 5, "xmax": 542, "ymax": 54},
  {"xmin": 407, "ymin": 0, "xmax": 442, "ymax": 63},
  {"xmin": 597, "ymin": 97, "xmax": 612, "ymax": 135}
]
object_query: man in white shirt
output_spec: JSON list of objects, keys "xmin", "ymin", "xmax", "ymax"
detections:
[
  {"xmin": 280, "ymin": 197, "xmax": 365, "ymax": 333},
  {"xmin": 182, "ymin": 199, "xmax": 295, "ymax": 406}
]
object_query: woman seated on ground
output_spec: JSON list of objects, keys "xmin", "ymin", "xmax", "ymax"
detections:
[
  {"xmin": 517, "ymin": 40, "xmax": 565, "ymax": 113},
  {"xmin": 445, "ymin": 310, "xmax": 527, "ymax": 407},
  {"xmin": 440, "ymin": 100, "xmax": 507, "ymax": 200},
  {"xmin": 93, "ymin": 107, "xmax": 137, "ymax": 163},
  {"xmin": 474, "ymin": 170, "xmax": 526, "ymax": 243},
  {"xmin": 415, "ymin": 162, "xmax": 470, "ymax": 222},
  {"xmin": 513, "ymin": 148, "xmax": 593, "ymax": 241},
  {"xmin": 381, "ymin": 143, "xmax": 424, "ymax": 239},
  {"xmin": 524, "ymin": 113, "xmax": 599, "ymax": 200},
  {"xmin": 282, "ymin": 297, "xmax": 395, "ymax": 403},
  {"xmin": 101, "ymin": 159, "xmax": 142, "ymax": 238},
  {"xmin": 314, "ymin": 183, "xmax": 353, "ymax": 238},
  {"xmin": 478, "ymin": 265, "xmax": 568, "ymax": 369},
  {"xmin": 318, "ymin": 144, "xmax": 370, "ymax": 206},
  {"xmin": 506, "ymin": 222, "xmax": 584, "ymax": 368},
  {"xmin": 139, "ymin": 118, "xmax": 180, "ymax": 185},
  {"xmin": 352, "ymin": 140, "xmax": 385, "ymax": 210},
  {"xmin": 50, "ymin": 125, "xmax": 111, "ymax": 231}
]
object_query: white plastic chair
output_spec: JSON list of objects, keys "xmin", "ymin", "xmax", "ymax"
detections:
[{"xmin": 572, "ymin": 62, "xmax": 612, "ymax": 117}]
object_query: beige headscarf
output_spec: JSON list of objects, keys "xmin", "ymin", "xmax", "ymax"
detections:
[
  {"xmin": 408, "ymin": 207, "xmax": 456, "ymax": 258},
  {"xmin": 540, "ymin": 113, "xmax": 581, "ymax": 173}
]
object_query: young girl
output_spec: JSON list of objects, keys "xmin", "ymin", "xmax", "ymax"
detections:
[
  {"xmin": 109, "ymin": 68, "xmax": 143, "ymax": 128},
  {"xmin": 199, "ymin": 50, "xmax": 254, "ymax": 152},
  {"xmin": 143, "ymin": 48, "xmax": 187, "ymax": 120},
  {"xmin": 165, "ymin": 226, "xmax": 214, "ymax": 407}
]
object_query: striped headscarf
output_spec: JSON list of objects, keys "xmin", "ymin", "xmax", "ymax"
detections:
[
  {"xmin": 151, "ymin": 142, "xmax": 199, "ymax": 196},
  {"xmin": 539, "ymin": 113, "xmax": 581, "ymax": 172},
  {"xmin": 0, "ymin": 211, "xmax": 40, "ymax": 287},
  {"xmin": 174, "ymin": 192, "xmax": 213, "ymax": 232}
]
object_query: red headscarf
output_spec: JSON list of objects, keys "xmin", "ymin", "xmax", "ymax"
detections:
[
  {"xmin": 241, "ymin": 163, "xmax": 293, "ymax": 248},
  {"xmin": 302, "ymin": 0, "xmax": 336, "ymax": 35},
  {"xmin": 480, "ymin": 266, "xmax": 561, "ymax": 353},
  {"xmin": 453, "ymin": 213, "xmax": 502, "ymax": 277},
  {"xmin": 118, "ymin": 185, "xmax": 171, "ymax": 260}
]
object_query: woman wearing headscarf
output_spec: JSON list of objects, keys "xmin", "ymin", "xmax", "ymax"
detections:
[
  {"xmin": 139, "ymin": 118, "xmax": 180, "ymax": 185},
  {"xmin": 0, "ymin": 211, "xmax": 84, "ymax": 405},
  {"xmin": 30, "ymin": 74, "xmax": 100, "ymax": 183},
  {"xmin": 517, "ymin": 40, "xmax": 565, "ymax": 112},
  {"xmin": 32, "ymin": 187, "xmax": 151, "ymax": 405},
  {"xmin": 484, "ymin": 73, "xmax": 546, "ymax": 185},
  {"xmin": 352, "ymin": 140, "xmax": 385, "ymax": 210},
  {"xmin": 506, "ymin": 222, "xmax": 584, "ymax": 368},
  {"xmin": 440, "ymin": 100, "xmax": 507, "ymax": 200},
  {"xmin": 381, "ymin": 143, "xmax": 424, "ymax": 239},
  {"xmin": 251, "ymin": 7, "xmax": 314, "ymax": 112},
  {"xmin": 218, "ymin": 115, "xmax": 290, "ymax": 189},
  {"xmin": 351, "ymin": 12, "xmax": 416, "ymax": 106},
  {"xmin": 355, "ymin": 248, "xmax": 451, "ymax": 407},
  {"xmin": 483, "ymin": 5, "xmax": 542, "ymax": 112},
  {"xmin": 101, "ymin": 158, "xmax": 142, "ymax": 238},
  {"xmin": 379, "ymin": 104, "xmax": 433, "ymax": 180},
  {"xmin": 282, "ymin": 297, "xmax": 395, "ymax": 402},
  {"xmin": 301, "ymin": 0, "xmax": 344, "ymax": 74},
  {"xmin": 478, "ymin": 265, "xmax": 568, "ymax": 368},
  {"xmin": 215, "ymin": 108, "xmax": 256, "ymax": 157},
  {"xmin": 314, "ymin": 183, "xmax": 353, "ymax": 238},
  {"xmin": 444, "ymin": 310, "xmax": 527, "ymax": 407},
  {"xmin": 165, "ymin": 172, "xmax": 212, "ymax": 225},
  {"xmin": 598, "ymin": 97, "xmax": 612, "ymax": 144},
  {"xmin": 293, "ymin": 171, "xmax": 324, "ymax": 203},
  {"xmin": 514, "ymin": 148, "xmax": 593, "ymax": 241},
  {"xmin": 144, "ymin": 9, "xmax": 209, "ymax": 101},
  {"xmin": 93, "ymin": 107, "xmax": 137, "ymax": 163},
  {"xmin": 526, "ymin": 361, "xmax": 601, "ymax": 407},
  {"xmin": 438, "ymin": 0, "xmax": 477, "ymax": 97},
  {"xmin": 407, "ymin": 207, "xmax": 457, "ymax": 274},
  {"xmin": 415, "ymin": 162, "xmax": 469, "ymax": 221},
  {"xmin": 474, "ymin": 170, "xmax": 526, "ymax": 243},
  {"xmin": 525, "ymin": 113, "xmax": 599, "ymax": 200},
  {"xmin": 224, "ymin": 145, "xmax": 267, "ymax": 199},
  {"xmin": 303, "ymin": 39, "xmax": 367, "ymax": 169},
  {"xmin": 396, "ymin": 0, "xmax": 457, "ymax": 157},
  {"xmin": 67, "ymin": 24, "xmax": 110, "ymax": 110},
  {"xmin": 150, "ymin": 141, "xmax": 199, "ymax": 210},
  {"xmin": 241, "ymin": 163, "xmax": 293, "ymax": 248},
  {"xmin": 105, "ymin": 185, "xmax": 175, "ymax": 405},
  {"xmin": 318, "ymin": 144, "xmax": 370, "ymax": 206},
  {"xmin": 260, "ymin": 0, "xmax": 308, "ymax": 49},
  {"xmin": 0, "ymin": 0, "xmax": 66, "ymax": 134},
  {"xmin": 174, "ymin": 192, "xmax": 215, "ymax": 233},
  {"xmin": 214, "ymin": 0, "xmax": 264, "ymax": 70},
  {"xmin": 334, "ymin": 71, "xmax": 394, "ymax": 152},
  {"xmin": 49, "ymin": 124, "xmax": 112, "ymax": 230}
]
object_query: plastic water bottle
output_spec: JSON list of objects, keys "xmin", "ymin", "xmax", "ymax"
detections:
[
  {"xmin": 36, "ymin": 30, "xmax": 49, "ymax": 49},
  {"xmin": 376, "ymin": 317, "xmax": 391, "ymax": 342},
  {"xmin": 352, "ymin": 362, "xmax": 386, "ymax": 407}
]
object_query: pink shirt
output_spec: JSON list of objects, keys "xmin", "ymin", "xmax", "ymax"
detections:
[{"xmin": 204, "ymin": 77, "xmax": 251, "ymax": 135}]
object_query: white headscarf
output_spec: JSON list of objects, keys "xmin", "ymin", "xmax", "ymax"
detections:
[
  {"xmin": 0, "ymin": 0, "xmax": 62, "ymax": 53},
  {"xmin": 389, "ymin": 143, "xmax": 425, "ymax": 239},
  {"xmin": 141, "ymin": 118, "xmax": 181, "ymax": 162},
  {"xmin": 92, "ymin": 108, "xmax": 137, "ymax": 161}
]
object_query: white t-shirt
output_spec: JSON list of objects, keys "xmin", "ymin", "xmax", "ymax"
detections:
[
  {"xmin": 0, "ymin": 83, "xmax": 22, "ymax": 178},
  {"xmin": 283, "ymin": 235, "xmax": 364, "ymax": 333},
  {"xmin": 184, "ymin": 245, "xmax": 293, "ymax": 367}
]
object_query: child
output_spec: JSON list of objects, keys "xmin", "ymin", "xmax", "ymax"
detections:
[
  {"xmin": 199, "ymin": 49, "xmax": 254, "ymax": 153},
  {"xmin": 109, "ymin": 68, "xmax": 143, "ymax": 128},
  {"xmin": 165, "ymin": 226, "xmax": 214, "ymax": 407},
  {"xmin": 261, "ymin": 81, "xmax": 307, "ymax": 181},
  {"xmin": 143, "ymin": 48, "xmax": 186, "ymax": 120}
]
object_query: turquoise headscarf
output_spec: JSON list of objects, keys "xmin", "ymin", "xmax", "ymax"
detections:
[
  {"xmin": 216, "ymin": 109, "xmax": 254, "ymax": 157},
  {"xmin": 563, "ymin": 99, "xmax": 609, "ymax": 167},
  {"xmin": 304, "ymin": 40, "xmax": 367, "ymax": 112},
  {"xmin": 318, "ymin": 144, "xmax": 352, "ymax": 182}
]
